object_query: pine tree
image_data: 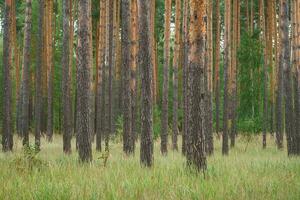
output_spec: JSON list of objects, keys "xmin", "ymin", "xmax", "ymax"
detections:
[{"xmin": 139, "ymin": 0, "xmax": 153, "ymax": 167}]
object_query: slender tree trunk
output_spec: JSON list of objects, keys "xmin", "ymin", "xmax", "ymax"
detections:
[
  {"xmin": 295, "ymin": 0, "xmax": 300, "ymax": 154},
  {"xmin": 205, "ymin": 0, "xmax": 214, "ymax": 154},
  {"xmin": 47, "ymin": 0, "xmax": 54, "ymax": 142},
  {"xmin": 62, "ymin": 0, "xmax": 72, "ymax": 154},
  {"xmin": 2, "ymin": 0, "xmax": 13, "ymax": 152},
  {"xmin": 107, "ymin": 0, "xmax": 114, "ymax": 144},
  {"xmin": 130, "ymin": 0, "xmax": 138, "ymax": 151},
  {"xmin": 214, "ymin": 0, "xmax": 221, "ymax": 139},
  {"xmin": 222, "ymin": 0, "xmax": 231, "ymax": 155},
  {"xmin": 182, "ymin": 0, "xmax": 189, "ymax": 155},
  {"xmin": 101, "ymin": 0, "xmax": 107, "ymax": 152},
  {"xmin": 281, "ymin": 0, "xmax": 294, "ymax": 155},
  {"xmin": 35, "ymin": 0, "xmax": 45, "ymax": 150},
  {"xmin": 276, "ymin": 0, "xmax": 284, "ymax": 150},
  {"xmin": 188, "ymin": 0, "xmax": 207, "ymax": 172},
  {"xmin": 21, "ymin": 0, "xmax": 32, "ymax": 146},
  {"xmin": 151, "ymin": 0, "xmax": 157, "ymax": 104},
  {"xmin": 77, "ymin": 0, "xmax": 92, "ymax": 162},
  {"xmin": 161, "ymin": 0, "xmax": 172, "ymax": 155},
  {"xmin": 122, "ymin": 0, "xmax": 133, "ymax": 155},
  {"xmin": 172, "ymin": 0, "xmax": 181, "ymax": 151},
  {"xmin": 139, "ymin": 0, "xmax": 153, "ymax": 167}
]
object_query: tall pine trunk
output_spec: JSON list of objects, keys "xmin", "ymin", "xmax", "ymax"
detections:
[
  {"xmin": 21, "ymin": 0, "xmax": 32, "ymax": 146},
  {"xmin": 2, "ymin": 0, "xmax": 13, "ymax": 152},
  {"xmin": 161, "ymin": 0, "xmax": 172, "ymax": 155},
  {"xmin": 139, "ymin": 0, "xmax": 153, "ymax": 167},
  {"xmin": 188, "ymin": 0, "xmax": 207, "ymax": 171},
  {"xmin": 222, "ymin": 0, "xmax": 231, "ymax": 155},
  {"xmin": 122, "ymin": 0, "xmax": 133, "ymax": 154},
  {"xmin": 77, "ymin": 0, "xmax": 92, "ymax": 162},
  {"xmin": 62, "ymin": 0, "xmax": 72, "ymax": 153},
  {"xmin": 172, "ymin": 0, "xmax": 181, "ymax": 151}
]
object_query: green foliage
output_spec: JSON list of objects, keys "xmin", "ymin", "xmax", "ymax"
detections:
[
  {"xmin": 237, "ymin": 30, "xmax": 263, "ymax": 133},
  {"xmin": 10, "ymin": 144, "xmax": 47, "ymax": 172}
]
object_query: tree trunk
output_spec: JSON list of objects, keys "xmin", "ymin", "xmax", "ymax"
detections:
[
  {"xmin": 130, "ymin": 0, "xmax": 138, "ymax": 151},
  {"xmin": 35, "ymin": 0, "xmax": 45, "ymax": 150},
  {"xmin": 172, "ymin": 0, "xmax": 181, "ymax": 151},
  {"xmin": 46, "ymin": 0, "xmax": 54, "ymax": 142},
  {"xmin": 182, "ymin": 0, "xmax": 189, "ymax": 155},
  {"xmin": 161, "ymin": 0, "xmax": 172, "ymax": 155},
  {"xmin": 21, "ymin": 0, "xmax": 32, "ymax": 146},
  {"xmin": 77, "ymin": 0, "xmax": 92, "ymax": 162},
  {"xmin": 222, "ymin": 0, "xmax": 231, "ymax": 155},
  {"xmin": 139, "ymin": 0, "xmax": 153, "ymax": 167},
  {"xmin": 62, "ymin": 0, "xmax": 72, "ymax": 154},
  {"xmin": 2, "ymin": 0, "xmax": 13, "ymax": 152},
  {"xmin": 122, "ymin": 0, "xmax": 133, "ymax": 155},
  {"xmin": 188, "ymin": 0, "xmax": 207, "ymax": 172},
  {"xmin": 205, "ymin": 0, "xmax": 214, "ymax": 155},
  {"xmin": 214, "ymin": 0, "xmax": 221, "ymax": 139}
]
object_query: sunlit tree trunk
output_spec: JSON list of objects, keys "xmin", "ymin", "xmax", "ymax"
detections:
[
  {"xmin": 20, "ymin": 0, "xmax": 32, "ymax": 146},
  {"xmin": 130, "ymin": 0, "xmax": 138, "ymax": 151},
  {"xmin": 188, "ymin": 0, "xmax": 207, "ymax": 171},
  {"xmin": 46, "ymin": 0, "xmax": 54, "ymax": 142},
  {"xmin": 161, "ymin": 0, "xmax": 172, "ymax": 155},
  {"xmin": 139, "ymin": 0, "xmax": 153, "ymax": 167}
]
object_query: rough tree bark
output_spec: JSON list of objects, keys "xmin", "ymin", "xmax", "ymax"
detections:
[
  {"xmin": 281, "ymin": 0, "xmax": 295, "ymax": 155},
  {"xmin": 139, "ymin": 0, "xmax": 153, "ymax": 167},
  {"xmin": 77, "ymin": 0, "xmax": 92, "ymax": 162},
  {"xmin": 161, "ymin": 0, "xmax": 172, "ymax": 155},
  {"xmin": 62, "ymin": 0, "xmax": 72, "ymax": 153},
  {"xmin": 122, "ymin": 0, "xmax": 133, "ymax": 154},
  {"xmin": 2, "ymin": 0, "xmax": 13, "ymax": 152},
  {"xmin": 188, "ymin": 0, "xmax": 207, "ymax": 171}
]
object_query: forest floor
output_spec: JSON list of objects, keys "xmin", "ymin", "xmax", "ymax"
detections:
[{"xmin": 0, "ymin": 134, "xmax": 299, "ymax": 200}]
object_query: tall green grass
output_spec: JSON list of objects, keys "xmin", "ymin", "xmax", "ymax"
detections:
[{"xmin": 0, "ymin": 135, "xmax": 299, "ymax": 200}]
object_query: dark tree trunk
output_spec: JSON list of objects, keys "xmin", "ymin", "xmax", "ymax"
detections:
[
  {"xmin": 21, "ymin": 0, "xmax": 32, "ymax": 146},
  {"xmin": 188, "ymin": 0, "xmax": 207, "ymax": 171},
  {"xmin": 281, "ymin": 0, "xmax": 295, "ymax": 155},
  {"xmin": 62, "ymin": 0, "xmax": 72, "ymax": 154},
  {"xmin": 139, "ymin": 0, "xmax": 153, "ymax": 167},
  {"xmin": 161, "ymin": 0, "xmax": 172, "ymax": 155},
  {"xmin": 2, "ymin": 0, "xmax": 13, "ymax": 152},
  {"xmin": 77, "ymin": 0, "xmax": 92, "ymax": 162},
  {"xmin": 122, "ymin": 0, "xmax": 133, "ymax": 155},
  {"xmin": 35, "ymin": 0, "xmax": 45, "ymax": 150}
]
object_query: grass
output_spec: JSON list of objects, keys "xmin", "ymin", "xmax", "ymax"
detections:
[{"xmin": 0, "ymin": 134, "xmax": 299, "ymax": 200}]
